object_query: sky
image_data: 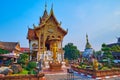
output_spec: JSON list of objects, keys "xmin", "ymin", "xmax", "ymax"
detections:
[{"xmin": 0, "ymin": 0, "xmax": 120, "ymax": 51}]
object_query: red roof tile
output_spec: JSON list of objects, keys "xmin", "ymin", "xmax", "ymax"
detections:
[
  {"xmin": 27, "ymin": 28, "xmax": 38, "ymax": 40},
  {"xmin": 20, "ymin": 47, "xmax": 30, "ymax": 52}
]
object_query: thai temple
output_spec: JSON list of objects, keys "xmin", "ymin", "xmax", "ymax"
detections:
[
  {"xmin": 82, "ymin": 34, "xmax": 94, "ymax": 59},
  {"xmin": 27, "ymin": 4, "xmax": 68, "ymax": 65}
]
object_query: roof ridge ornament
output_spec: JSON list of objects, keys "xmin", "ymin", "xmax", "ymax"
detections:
[
  {"xmin": 50, "ymin": 3, "xmax": 54, "ymax": 15},
  {"xmin": 45, "ymin": 2, "xmax": 47, "ymax": 10},
  {"xmin": 52, "ymin": 3, "xmax": 53, "ymax": 9},
  {"xmin": 41, "ymin": 3, "xmax": 48, "ymax": 24}
]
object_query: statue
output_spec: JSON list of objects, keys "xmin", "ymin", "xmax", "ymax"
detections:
[
  {"xmin": 52, "ymin": 43, "xmax": 58, "ymax": 61},
  {"xmin": 93, "ymin": 58, "xmax": 99, "ymax": 70},
  {"xmin": 49, "ymin": 43, "xmax": 62, "ymax": 71}
]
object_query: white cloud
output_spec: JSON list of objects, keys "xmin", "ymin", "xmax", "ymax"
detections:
[
  {"xmin": 114, "ymin": 11, "xmax": 120, "ymax": 16},
  {"xmin": 114, "ymin": 24, "xmax": 120, "ymax": 29}
]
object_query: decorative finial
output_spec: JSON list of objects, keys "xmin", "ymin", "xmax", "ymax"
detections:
[
  {"xmin": 45, "ymin": 2, "xmax": 47, "ymax": 10},
  {"xmin": 116, "ymin": 36, "xmax": 120, "ymax": 43},
  {"xmin": 28, "ymin": 25, "xmax": 31, "ymax": 29},
  {"xmin": 60, "ymin": 21, "xmax": 62, "ymax": 25},
  {"xmin": 66, "ymin": 28, "xmax": 68, "ymax": 32},
  {"xmin": 33, "ymin": 24, "xmax": 36, "ymax": 28},
  {"xmin": 85, "ymin": 33, "xmax": 92, "ymax": 49},
  {"xmin": 50, "ymin": 3, "xmax": 54, "ymax": 15},
  {"xmin": 51, "ymin": 3, "xmax": 53, "ymax": 9},
  {"xmin": 33, "ymin": 24, "xmax": 35, "ymax": 27},
  {"xmin": 86, "ymin": 33, "xmax": 88, "ymax": 43}
]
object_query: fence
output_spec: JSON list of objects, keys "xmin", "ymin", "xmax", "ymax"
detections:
[{"xmin": 67, "ymin": 69, "xmax": 74, "ymax": 80}]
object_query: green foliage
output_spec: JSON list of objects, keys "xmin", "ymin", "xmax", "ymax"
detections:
[
  {"xmin": 110, "ymin": 45, "xmax": 120, "ymax": 52},
  {"xmin": 94, "ymin": 51, "xmax": 102, "ymax": 57},
  {"xmin": 18, "ymin": 69, "xmax": 28, "ymax": 74},
  {"xmin": 102, "ymin": 43, "xmax": 106, "ymax": 47},
  {"xmin": 81, "ymin": 65, "xmax": 86, "ymax": 69},
  {"xmin": 101, "ymin": 67, "xmax": 110, "ymax": 70},
  {"xmin": 26, "ymin": 61, "xmax": 36, "ymax": 71},
  {"xmin": 17, "ymin": 53, "xmax": 29, "ymax": 66},
  {"xmin": 77, "ymin": 66, "xmax": 81, "ymax": 68},
  {"xmin": 101, "ymin": 43, "xmax": 114, "ymax": 68},
  {"xmin": 0, "ymin": 48, "xmax": 9, "ymax": 54},
  {"xmin": 79, "ymin": 62, "xmax": 84, "ymax": 66},
  {"xmin": 101, "ymin": 43, "xmax": 114, "ymax": 60},
  {"xmin": 28, "ymin": 69, "xmax": 37, "ymax": 74},
  {"xmin": 4, "ymin": 59, "xmax": 12, "ymax": 66},
  {"xmin": 63, "ymin": 43, "xmax": 80, "ymax": 60}
]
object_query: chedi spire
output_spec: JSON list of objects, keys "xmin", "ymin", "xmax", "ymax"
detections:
[{"xmin": 85, "ymin": 34, "xmax": 92, "ymax": 49}]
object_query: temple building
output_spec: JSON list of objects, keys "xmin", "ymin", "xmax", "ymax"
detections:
[
  {"xmin": 0, "ymin": 41, "xmax": 21, "ymax": 64},
  {"xmin": 27, "ymin": 5, "xmax": 67, "ymax": 62},
  {"xmin": 0, "ymin": 41, "xmax": 20, "ymax": 56},
  {"xmin": 107, "ymin": 37, "xmax": 120, "ymax": 60},
  {"xmin": 107, "ymin": 37, "xmax": 120, "ymax": 47},
  {"xmin": 82, "ymin": 34, "xmax": 94, "ymax": 59}
]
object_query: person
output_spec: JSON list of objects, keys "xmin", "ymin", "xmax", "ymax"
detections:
[{"xmin": 37, "ymin": 59, "xmax": 43, "ymax": 73}]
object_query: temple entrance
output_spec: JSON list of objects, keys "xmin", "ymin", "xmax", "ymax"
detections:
[
  {"xmin": 45, "ymin": 36, "xmax": 50, "ymax": 50},
  {"xmin": 45, "ymin": 43, "xmax": 50, "ymax": 50}
]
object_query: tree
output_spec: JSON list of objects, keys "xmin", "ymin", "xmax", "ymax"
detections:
[
  {"xmin": 0, "ymin": 48, "xmax": 9, "ymax": 54},
  {"xmin": 17, "ymin": 53, "xmax": 29, "ymax": 66},
  {"xmin": 101, "ymin": 43, "xmax": 114, "ymax": 68},
  {"xmin": 27, "ymin": 61, "xmax": 36, "ymax": 70},
  {"xmin": 26, "ymin": 61, "xmax": 37, "ymax": 74},
  {"xmin": 101, "ymin": 43, "xmax": 113, "ymax": 60},
  {"xmin": 63, "ymin": 43, "xmax": 80, "ymax": 60},
  {"xmin": 94, "ymin": 51, "xmax": 102, "ymax": 60}
]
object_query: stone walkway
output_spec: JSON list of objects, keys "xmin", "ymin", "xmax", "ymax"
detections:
[
  {"xmin": 43, "ymin": 67, "xmax": 120, "ymax": 80},
  {"xmin": 45, "ymin": 71, "xmax": 120, "ymax": 80},
  {"xmin": 45, "ymin": 72, "xmax": 93, "ymax": 80}
]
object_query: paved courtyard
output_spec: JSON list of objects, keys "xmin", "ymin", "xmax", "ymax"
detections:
[
  {"xmin": 45, "ymin": 71, "xmax": 120, "ymax": 80},
  {"xmin": 43, "ymin": 67, "xmax": 120, "ymax": 80}
]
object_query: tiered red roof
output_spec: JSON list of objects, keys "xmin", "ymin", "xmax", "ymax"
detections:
[{"xmin": 27, "ymin": 5, "xmax": 67, "ymax": 40}]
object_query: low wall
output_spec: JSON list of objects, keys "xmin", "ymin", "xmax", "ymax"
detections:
[
  {"xmin": 71, "ymin": 65, "xmax": 120, "ymax": 77},
  {"xmin": 0, "ymin": 73, "xmax": 45, "ymax": 80}
]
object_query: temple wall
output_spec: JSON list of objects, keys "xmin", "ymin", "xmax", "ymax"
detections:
[{"xmin": 29, "ymin": 40, "xmax": 38, "ymax": 51}]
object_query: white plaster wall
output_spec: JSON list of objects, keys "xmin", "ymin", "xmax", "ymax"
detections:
[{"xmin": 29, "ymin": 40, "xmax": 38, "ymax": 51}]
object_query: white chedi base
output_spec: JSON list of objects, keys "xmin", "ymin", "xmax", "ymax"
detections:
[{"xmin": 61, "ymin": 61, "xmax": 66, "ymax": 68}]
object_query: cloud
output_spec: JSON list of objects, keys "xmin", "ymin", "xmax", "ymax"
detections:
[{"xmin": 114, "ymin": 11, "xmax": 120, "ymax": 16}]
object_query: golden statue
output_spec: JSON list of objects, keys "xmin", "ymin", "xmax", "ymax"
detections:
[
  {"xmin": 93, "ymin": 59, "xmax": 99, "ymax": 70},
  {"xmin": 52, "ymin": 43, "xmax": 58, "ymax": 60}
]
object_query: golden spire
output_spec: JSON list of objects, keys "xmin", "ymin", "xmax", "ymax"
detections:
[
  {"xmin": 50, "ymin": 3, "xmax": 54, "ymax": 15},
  {"xmin": 41, "ymin": 2, "xmax": 48, "ymax": 23},
  {"xmin": 85, "ymin": 34, "xmax": 92, "ymax": 49},
  {"xmin": 86, "ymin": 34, "xmax": 89, "ymax": 43},
  {"xmin": 45, "ymin": 2, "xmax": 47, "ymax": 10}
]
